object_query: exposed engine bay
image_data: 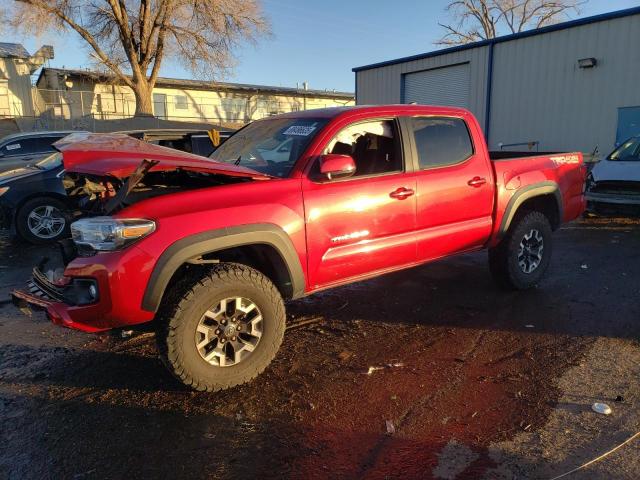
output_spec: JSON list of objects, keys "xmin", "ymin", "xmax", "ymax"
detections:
[{"xmin": 62, "ymin": 159, "xmax": 250, "ymax": 215}]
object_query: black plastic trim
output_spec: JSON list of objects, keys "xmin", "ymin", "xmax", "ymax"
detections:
[
  {"xmin": 141, "ymin": 223, "xmax": 305, "ymax": 312},
  {"xmin": 498, "ymin": 181, "xmax": 562, "ymax": 237}
]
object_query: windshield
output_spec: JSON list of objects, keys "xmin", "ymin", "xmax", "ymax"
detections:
[
  {"xmin": 609, "ymin": 137, "xmax": 640, "ymax": 161},
  {"xmin": 209, "ymin": 117, "xmax": 327, "ymax": 177},
  {"xmin": 35, "ymin": 152, "xmax": 63, "ymax": 170}
]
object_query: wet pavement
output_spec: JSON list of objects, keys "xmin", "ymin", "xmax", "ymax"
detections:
[{"xmin": 0, "ymin": 216, "xmax": 639, "ymax": 479}]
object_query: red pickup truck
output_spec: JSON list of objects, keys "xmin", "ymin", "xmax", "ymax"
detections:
[{"xmin": 13, "ymin": 105, "xmax": 586, "ymax": 391}]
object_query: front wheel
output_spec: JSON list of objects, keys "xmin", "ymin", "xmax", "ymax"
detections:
[
  {"xmin": 156, "ymin": 263, "xmax": 286, "ymax": 392},
  {"xmin": 488, "ymin": 211, "xmax": 553, "ymax": 290}
]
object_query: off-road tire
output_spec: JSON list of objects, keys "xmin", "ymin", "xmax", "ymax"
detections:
[
  {"xmin": 156, "ymin": 263, "xmax": 286, "ymax": 392},
  {"xmin": 15, "ymin": 196, "xmax": 70, "ymax": 244},
  {"xmin": 488, "ymin": 211, "xmax": 553, "ymax": 290}
]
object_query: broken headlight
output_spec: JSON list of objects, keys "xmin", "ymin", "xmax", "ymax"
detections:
[{"xmin": 71, "ymin": 217, "xmax": 156, "ymax": 251}]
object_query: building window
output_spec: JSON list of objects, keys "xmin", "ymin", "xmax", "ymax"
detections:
[
  {"xmin": 175, "ymin": 95, "xmax": 188, "ymax": 110},
  {"xmin": 221, "ymin": 97, "xmax": 247, "ymax": 120},
  {"xmin": 257, "ymin": 98, "xmax": 281, "ymax": 115},
  {"xmin": 96, "ymin": 93, "xmax": 116, "ymax": 113}
]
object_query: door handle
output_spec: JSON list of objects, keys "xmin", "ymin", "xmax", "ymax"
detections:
[
  {"xmin": 390, "ymin": 187, "xmax": 415, "ymax": 200},
  {"xmin": 467, "ymin": 176, "xmax": 487, "ymax": 187}
]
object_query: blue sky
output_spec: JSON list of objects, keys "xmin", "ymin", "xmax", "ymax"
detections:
[{"xmin": 18, "ymin": 0, "xmax": 640, "ymax": 93}]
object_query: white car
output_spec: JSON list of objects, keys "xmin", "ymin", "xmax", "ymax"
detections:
[{"xmin": 587, "ymin": 136, "xmax": 640, "ymax": 207}]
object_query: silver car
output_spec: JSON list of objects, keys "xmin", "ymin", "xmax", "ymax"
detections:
[{"xmin": 587, "ymin": 136, "xmax": 640, "ymax": 207}]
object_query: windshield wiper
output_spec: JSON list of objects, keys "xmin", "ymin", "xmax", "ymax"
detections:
[{"xmin": 234, "ymin": 155, "xmax": 242, "ymax": 166}]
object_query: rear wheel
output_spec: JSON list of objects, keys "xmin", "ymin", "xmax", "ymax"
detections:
[
  {"xmin": 15, "ymin": 197, "xmax": 69, "ymax": 244},
  {"xmin": 489, "ymin": 211, "xmax": 553, "ymax": 290},
  {"xmin": 156, "ymin": 263, "xmax": 286, "ymax": 392}
]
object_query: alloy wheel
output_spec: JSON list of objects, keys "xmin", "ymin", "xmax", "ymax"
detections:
[
  {"xmin": 194, "ymin": 297, "xmax": 263, "ymax": 367},
  {"xmin": 517, "ymin": 228, "xmax": 544, "ymax": 274},
  {"xmin": 27, "ymin": 205, "xmax": 66, "ymax": 239}
]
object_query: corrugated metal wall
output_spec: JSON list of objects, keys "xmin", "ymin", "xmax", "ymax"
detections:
[
  {"xmin": 355, "ymin": 46, "xmax": 490, "ymax": 132},
  {"xmin": 355, "ymin": 12, "xmax": 640, "ymax": 156},
  {"xmin": 489, "ymin": 14, "xmax": 640, "ymax": 154}
]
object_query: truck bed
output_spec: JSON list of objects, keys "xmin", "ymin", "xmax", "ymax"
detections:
[{"xmin": 489, "ymin": 151, "xmax": 560, "ymax": 160}]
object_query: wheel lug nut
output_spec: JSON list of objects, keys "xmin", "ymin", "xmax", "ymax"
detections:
[
  {"xmin": 215, "ymin": 329, "xmax": 220, "ymax": 334},
  {"xmin": 232, "ymin": 336, "xmax": 237, "ymax": 341},
  {"xmin": 221, "ymin": 319, "xmax": 227, "ymax": 325},
  {"xmin": 220, "ymin": 338, "xmax": 226, "ymax": 343}
]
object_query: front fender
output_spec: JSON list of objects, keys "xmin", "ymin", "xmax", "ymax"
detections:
[{"xmin": 141, "ymin": 223, "xmax": 305, "ymax": 312}]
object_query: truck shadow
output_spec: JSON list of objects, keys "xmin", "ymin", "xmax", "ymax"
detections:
[{"xmin": 289, "ymin": 218, "xmax": 640, "ymax": 341}]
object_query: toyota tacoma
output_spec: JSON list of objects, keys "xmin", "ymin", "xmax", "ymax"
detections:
[{"xmin": 12, "ymin": 106, "xmax": 587, "ymax": 391}]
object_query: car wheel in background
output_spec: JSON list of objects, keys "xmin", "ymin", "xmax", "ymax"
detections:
[{"xmin": 15, "ymin": 197, "xmax": 70, "ymax": 244}]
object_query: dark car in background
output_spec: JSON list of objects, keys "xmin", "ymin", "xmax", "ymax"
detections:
[
  {"xmin": 0, "ymin": 131, "xmax": 88, "ymax": 173},
  {"xmin": 0, "ymin": 152, "xmax": 68, "ymax": 243}
]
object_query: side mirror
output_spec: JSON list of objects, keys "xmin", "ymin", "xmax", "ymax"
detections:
[{"xmin": 319, "ymin": 154, "xmax": 356, "ymax": 180}]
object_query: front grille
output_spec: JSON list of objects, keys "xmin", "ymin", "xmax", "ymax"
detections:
[{"xmin": 30, "ymin": 268, "xmax": 66, "ymax": 302}]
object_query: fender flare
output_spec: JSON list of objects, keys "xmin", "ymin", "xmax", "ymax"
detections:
[
  {"xmin": 141, "ymin": 223, "xmax": 305, "ymax": 312},
  {"xmin": 498, "ymin": 181, "xmax": 563, "ymax": 237}
]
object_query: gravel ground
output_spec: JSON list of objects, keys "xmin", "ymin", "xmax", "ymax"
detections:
[{"xmin": 0, "ymin": 216, "xmax": 638, "ymax": 479}]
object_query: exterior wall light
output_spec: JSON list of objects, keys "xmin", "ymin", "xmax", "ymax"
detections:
[{"xmin": 578, "ymin": 57, "xmax": 597, "ymax": 68}]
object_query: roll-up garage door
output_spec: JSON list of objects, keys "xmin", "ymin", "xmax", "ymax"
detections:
[{"xmin": 403, "ymin": 63, "xmax": 470, "ymax": 108}]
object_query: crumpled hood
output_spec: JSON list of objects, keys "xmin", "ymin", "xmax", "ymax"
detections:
[
  {"xmin": 591, "ymin": 159, "xmax": 640, "ymax": 183},
  {"xmin": 54, "ymin": 132, "xmax": 272, "ymax": 180}
]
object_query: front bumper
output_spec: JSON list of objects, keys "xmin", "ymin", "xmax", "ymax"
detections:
[
  {"xmin": 586, "ymin": 191, "xmax": 640, "ymax": 205},
  {"xmin": 12, "ymin": 264, "xmax": 107, "ymax": 332},
  {"xmin": 12, "ymin": 242, "xmax": 156, "ymax": 332}
]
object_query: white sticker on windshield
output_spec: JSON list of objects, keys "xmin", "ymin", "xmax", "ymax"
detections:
[
  {"xmin": 283, "ymin": 125, "xmax": 316, "ymax": 136},
  {"xmin": 6, "ymin": 143, "xmax": 20, "ymax": 150}
]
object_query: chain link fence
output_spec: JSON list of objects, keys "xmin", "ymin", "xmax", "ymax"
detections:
[{"xmin": 16, "ymin": 88, "xmax": 350, "ymax": 132}]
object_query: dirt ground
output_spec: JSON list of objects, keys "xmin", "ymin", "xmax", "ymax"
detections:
[{"xmin": 0, "ymin": 216, "xmax": 638, "ymax": 480}]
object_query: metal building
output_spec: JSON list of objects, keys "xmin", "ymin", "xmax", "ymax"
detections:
[{"xmin": 353, "ymin": 6, "xmax": 640, "ymax": 157}]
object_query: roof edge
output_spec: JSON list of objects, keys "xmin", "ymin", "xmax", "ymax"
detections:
[
  {"xmin": 37, "ymin": 67, "xmax": 354, "ymax": 99},
  {"xmin": 353, "ymin": 5, "xmax": 640, "ymax": 72}
]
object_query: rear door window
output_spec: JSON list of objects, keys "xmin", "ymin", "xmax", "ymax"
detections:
[
  {"xmin": 1, "ymin": 136, "xmax": 61, "ymax": 156},
  {"xmin": 409, "ymin": 117, "xmax": 474, "ymax": 169},
  {"xmin": 1, "ymin": 140, "xmax": 26, "ymax": 156}
]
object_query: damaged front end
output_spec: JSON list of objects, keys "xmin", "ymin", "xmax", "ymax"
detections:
[
  {"xmin": 12, "ymin": 133, "xmax": 272, "ymax": 330},
  {"xmin": 62, "ymin": 158, "xmax": 256, "ymax": 217},
  {"xmin": 57, "ymin": 132, "xmax": 272, "ymax": 217},
  {"xmin": 11, "ymin": 247, "xmax": 105, "ymax": 332}
]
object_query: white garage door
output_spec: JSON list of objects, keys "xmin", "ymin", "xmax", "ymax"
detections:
[{"xmin": 403, "ymin": 63, "xmax": 470, "ymax": 108}]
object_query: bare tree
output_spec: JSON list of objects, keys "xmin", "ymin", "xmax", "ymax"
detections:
[
  {"xmin": 437, "ymin": 0, "xmax": 584, "ymax": 46},
  {"xmin": 5, "ymin": 0, "xmax": 269, "ymax": 116}
]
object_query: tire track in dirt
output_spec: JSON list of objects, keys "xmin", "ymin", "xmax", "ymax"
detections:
[{"xmin": 355, "ymin": 330, "xmax": 490, "ymax": 479}]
